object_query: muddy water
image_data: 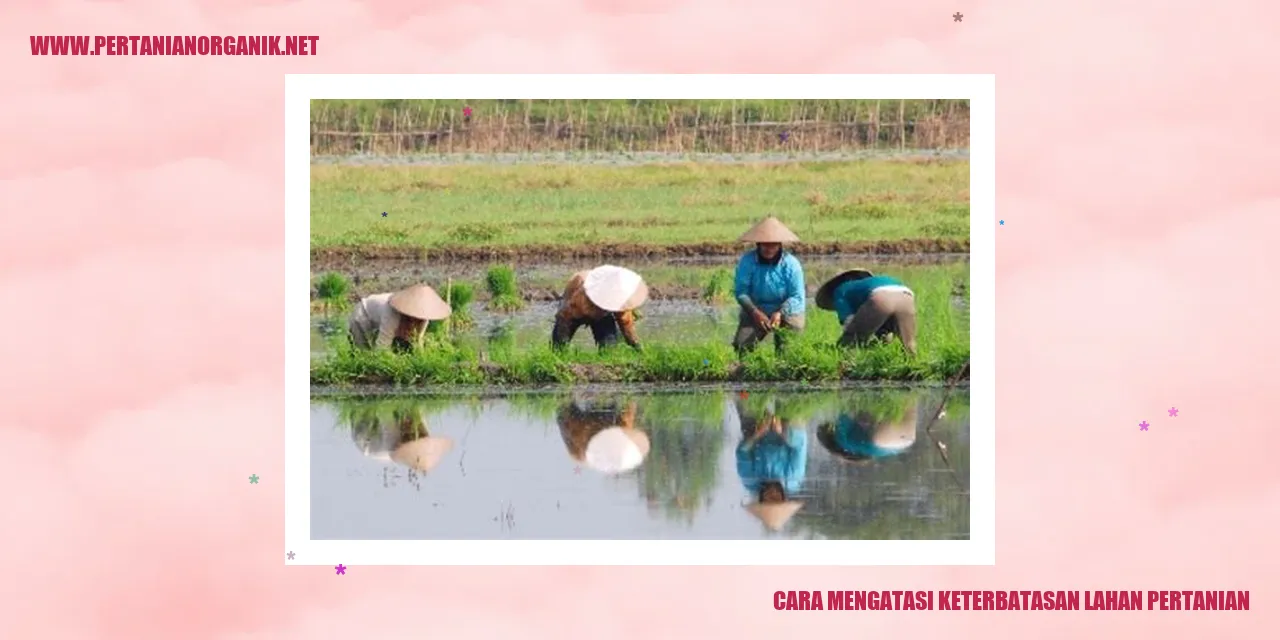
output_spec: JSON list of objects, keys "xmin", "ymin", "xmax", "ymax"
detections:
[{"xmin": 310, "ymin": 388, "xmax": 969, "ymax": 540}]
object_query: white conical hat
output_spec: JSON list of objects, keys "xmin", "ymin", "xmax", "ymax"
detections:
[
  {"xmin": 583, "ymin": 265, "xmax": 649, "ymax": 312},
  {"xmin": 389, "ymin": 436, "xmax": 454, "ymax": 473},
  {"xmin": 746, "ymin": 501, "xmax": 804, "ymax": 531},
  {"xmin": 583, "ymin": 427, "xmax": 651, "ymax": 474}
]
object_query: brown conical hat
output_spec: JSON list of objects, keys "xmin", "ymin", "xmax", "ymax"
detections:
[
  {"xmin": 746, "ymin": 501, "xmax": 804, "ymax": 531},
  {"xmin": 739, "ymin": 216, "xmax": 800, "ymax": 243},
  {"xmin": 814, "ymin": 269, "xmax": 876, "ymax": 310},
  {"xmin": 390, "ymin": 436, "xmax": 454, "ymax": 473},
  {"xmin": 389, "ymin": 284, "xmax": 452, "ymax": 321},
  {"xmin": 583, "ymin": 265, "xmax": 649, "ymax": 312}
]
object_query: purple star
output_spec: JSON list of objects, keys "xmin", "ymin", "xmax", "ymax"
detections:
[
  {"xmin": 335, "ymin": 564, "xmax": 347, "ymax": 575},
  {"xmin": 287, "ymin": 551, "xmax": 295, "ymax": 560},
  {"xmin": 381, "ymin": 212, "xmax": 387, "ymax": 217},
  {"xmin": 779, "ymin": 131, "xmax": 790, "ymax": 143},
  {"xmin": 1139, "ymin": 421, "xmax": 1149, "ymax": 431},
  {"xmin": 1168, "ymin": 407, "xmax": 1178, "ymax": 417},
  {"xmin": 953, "ymin": 12, "xmax": 963, "ymax": 22}
]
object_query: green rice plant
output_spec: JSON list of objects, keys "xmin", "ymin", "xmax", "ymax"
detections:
[
  {"xmin": 428, "ymin": 281, "xmax": 475, "ymax": 334},
  {"xmin": 314, "ymin": 272, "xmax": 351, "ymax": 314},
  {"xmin": 485, "ymin": 265, "xmax": 525, "ymax": 312},
  {"xmin": 701, "ymin": 268, "xmax": 734, "ymax": 304}
]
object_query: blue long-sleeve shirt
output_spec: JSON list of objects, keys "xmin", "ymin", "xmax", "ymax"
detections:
[
  {"xmin": 832, "ymin": 275, "xmax": 907, "ymax": 325},
  {"xmin": 734, "ymin": 251, "xmax": 806, "ymax": 316},
  {"xmin": 735, "ymin": 427, "xmax": 808, "ymax": 495}
]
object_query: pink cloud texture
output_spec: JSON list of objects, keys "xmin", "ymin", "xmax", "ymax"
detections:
[{"xmin": 2, "ymin": 0, "xmax": 1279, "ymax": 637}]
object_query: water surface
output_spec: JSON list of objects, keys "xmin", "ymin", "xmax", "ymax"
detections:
[{"xmin": 311, "ymin": 388, "xmax": 970, "ymax": 540}]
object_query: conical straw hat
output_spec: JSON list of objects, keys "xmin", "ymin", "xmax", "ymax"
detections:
[
  {"xmin": 814, "ymin": 269, "xmax": 876, "ymax": 310},
  {"xmin": 389, "ymin": 284, "xmax": 452, "ymax": 321},
  {"xmin": 739, "ymin": 216, "xmax": 800, "ymax": 243},
  {"xmin": 746, "ymin": 501, "xmax": 804, "ymax": 531},
  {"xmin": 583, "ymin": 265, "xmax": 649, "ymax": 312},
  {"xmin": 583, "ymin": 426, "xmax": 650, "ymax": 474},
  {"xmin": 390, "ymin": 436, "xmax": 454, "ymax": 473}
]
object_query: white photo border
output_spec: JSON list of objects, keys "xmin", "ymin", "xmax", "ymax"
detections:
[{"xmin": 286, "ymin": 74, "xmax": 995, "ymax": 566}]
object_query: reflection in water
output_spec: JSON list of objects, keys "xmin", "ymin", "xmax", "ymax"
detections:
[
  {"xmin": 311, "ymin": 388, "xmax": 969, "ymax": 540},
  {"xmin": 556, "ymin": 398, "xmax": 651, "ymax": 474}
]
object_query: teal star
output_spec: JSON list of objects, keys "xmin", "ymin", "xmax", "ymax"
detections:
[{"xmin": 249, "ymin": 474, "xmax": 259, "ymax": 484}]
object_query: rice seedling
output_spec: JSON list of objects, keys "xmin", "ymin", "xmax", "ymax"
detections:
[
  {"xmin": 701, "ymin": 268, "xmax": 733, "ymax": 304},
  {"xmin": 313, "ymin": 272, "xmax": 351, "ymax": 314},
  {"xmin": 485, "ymin": 265, "xmax": 525, "ymax": 312}
]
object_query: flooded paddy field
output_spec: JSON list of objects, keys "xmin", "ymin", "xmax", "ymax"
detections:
[
  {"xmin": 310, "ymin": 254, "xmax": 969, "ymax": 359},
  {"xmin": 310, "ymin": 387, "xmax": 970, "ymax": 540}
]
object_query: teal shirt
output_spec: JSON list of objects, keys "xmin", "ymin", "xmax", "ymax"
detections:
[
  {"xmin": 734, "ymin": 251, "xmax": 806, "ymax": 316},
  {"xmin": 834, "ymin": 415, "xmax": 904, "ymax": 459},
  {"xmin": 832, "ymin": 275, "xmax": 906, "ymax": 325},
  {"xmin": 736, "ymin": 427, "xmax": 808, "ymax": 495}
]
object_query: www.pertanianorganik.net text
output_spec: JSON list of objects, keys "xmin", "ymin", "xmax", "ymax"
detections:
[{"xmin": 30, "ymin": 35, "xmax": 319, "ymax": 56}]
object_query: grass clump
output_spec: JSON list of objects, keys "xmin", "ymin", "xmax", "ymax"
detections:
[
  {"xmin": 701, "ymin": 268, "xmax": 733, "ymax": 304},
  {"xmin": 485, "ymin": 265, "xmax": 525, "ymax": 312},
  {"xmin": 313, "ymin": 272, "xmax": 351, "ymax": 313}
]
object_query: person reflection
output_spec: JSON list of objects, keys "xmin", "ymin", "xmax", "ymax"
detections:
[
  {"xmin": 816, "ymin": 394, "xmax": 919, "ymax": 463},
  {"xmin": 556, "ymin": 397, "xmax": 650, "ymax": 475},
  {"xmin": 732, "ymin": 394, "xmax": 807, "ymax": 532},
  {"xmin": 348, "ymin": 403, "xmax": 455, "ymax": 474}
]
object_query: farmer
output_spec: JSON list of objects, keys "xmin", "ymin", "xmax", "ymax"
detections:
[
  {"xmin": 732, "ymin": 395, "xmax": 807, "ymax": 532},
  {"xmin": 348, "ymin": 283, "xmax": 452, "ymax": 353},
  {"xmin": 731, "ymin": 215, "xmax": 806, "ymax": 355},
  {"xmin": 815, "ymin": 269, "xmax": 918, "ymax": 356},
  {"xmin": 348, "ymin": 403, "xmax": 454, "ymax": 474},
  {"xmin": 551, "ymin": 265, "xmax": 649, "ymax": 352},
  {"xmin": 817, "ymin": 396, "xmax": 919, "ymax": 464},
  {"xmin": 556, "ymin": 397, "xmax": 650, "ymax": 475}
]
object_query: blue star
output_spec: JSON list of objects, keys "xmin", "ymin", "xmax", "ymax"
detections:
[
  {"xmin": 382, "ymin": 212, "xmax": 388, "ymax": 217},
  {"xmin": 999, "ymin": 220, "xmax": 1004, "ymax": 225}
]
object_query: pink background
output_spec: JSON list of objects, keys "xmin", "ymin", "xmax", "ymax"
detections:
[{"xmin": 3, "ymin": 0, "xmax": 1278, "ymax": 637}]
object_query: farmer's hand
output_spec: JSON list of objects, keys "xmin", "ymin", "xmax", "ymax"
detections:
[
  {"xmin": 769, "ymin": 312, "xmax": 782, "ymax": 329},
  {"xmin": 751, "ymin": 309, "xmax": 771, "ymax": 331}
]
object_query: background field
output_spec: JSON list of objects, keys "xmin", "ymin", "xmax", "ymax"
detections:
[
  {"xmin": 312, "ymin": 98, "xmax": 971, "ymax": 156},
  {"xmin": 309, "ymin": 99, "xmax": 971, "ymax": 384}
]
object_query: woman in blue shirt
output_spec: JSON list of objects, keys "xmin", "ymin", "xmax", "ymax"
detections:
[
  {"xmin": 732, "ymin": 216, "xmax": 807, "ymax": 355},
  {"xmin": 815, "ymin": 269, "xmax": 918, "ymax": 355},
  {"xmin": 816, "ymin": 395, "xmax": 919, "ymax": 463},
  {"xmin": 731, "ymin": 395, "xmax": 807, "ymax": 532}
]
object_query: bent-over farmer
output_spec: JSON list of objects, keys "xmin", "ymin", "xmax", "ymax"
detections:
[
  {"xmin": 815, "ymin": 269, "xmax": 917, "ymax": 355},
  {"xmin": 348, "ymin": 283, "xmax": 451, "ymax": 353},
  {"xmin": 732, "ymin": 215, "xmax": 806, "ymax": 354},
  {"xmin": 551, "ymin": 265, "xmax": 649, "ymax": 351}
]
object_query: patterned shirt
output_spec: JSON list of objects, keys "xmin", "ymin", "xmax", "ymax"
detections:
[{"xmin": 554, "ymin": 271, "xmax": 641, "ymax": 347}]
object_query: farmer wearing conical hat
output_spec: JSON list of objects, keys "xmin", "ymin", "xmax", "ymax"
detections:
[
  {"xmin": 732, "ymin": 395, "xmax": 807, "ymax": 532},
  {"xmin": 557, "ymin": 398, "xmax": 649, "ymax": 474},
  {"xmin": 348, "ymin": 284, "xmax": 452, "ymax": 353},
  {"xmin": 551, "ymin": 265, "xmax": 649, "ymax": 351},
  {"xmin": 732, "ymin": 216, "xmax": 807, "ymax": 354},
  {"xmin": 817, "ymin": 395, "xmax": 919, "ymax": 463},
  {"xmin": 347, "ymin": 403, "xmax": 454, "ymax": 474},
  {"xmin": 815, "ymin": 269, "xmax": 917, "ymax": 355}
]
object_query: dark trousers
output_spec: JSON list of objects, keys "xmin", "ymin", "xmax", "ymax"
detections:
[{"xmin": 552, "ymin": 315, "xmax": 620, "ymax": 350}]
